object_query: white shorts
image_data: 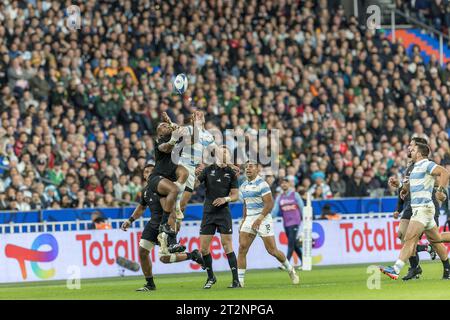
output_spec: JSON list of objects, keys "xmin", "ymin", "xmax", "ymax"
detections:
[
  {"xmin": 411, "ymin": 206, "xmax": 437, "ymax": 231},
  {"xmin": 180, "ymin": 163, "xmax": 196, "ymax": 192},
  {"xmin": 240, "ymin": 215, "xmax": 274, "ymax": 237}
]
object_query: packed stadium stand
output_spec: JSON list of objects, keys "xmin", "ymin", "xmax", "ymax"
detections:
[{"xmin": 1, "ymin": 0, "xmax": 450, "ymax": 212}]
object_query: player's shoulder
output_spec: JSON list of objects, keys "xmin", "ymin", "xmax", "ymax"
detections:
[
  {"xmin": 224, "ymin": 165, "xmax": 236, "ymax": 174},
  {"xmin": 255, "ymin": 176, "xmax": 269, "ymax": 187},
  {"xmin": 202, "ymin": 164, "xmax": 212, "ymax": 174},
  {"xmin": 240, "ymin": 179, "xmax": 248, "ymax": 188}
]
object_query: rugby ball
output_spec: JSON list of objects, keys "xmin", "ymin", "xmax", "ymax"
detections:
[{"xmin": 173, "ymin": 73, "xmax": 188, "ymax": 94}]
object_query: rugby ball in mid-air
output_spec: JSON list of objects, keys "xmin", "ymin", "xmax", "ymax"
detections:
[{"xmin": 173, "ymin": 73, "xmax": 188, "ymax": 94}]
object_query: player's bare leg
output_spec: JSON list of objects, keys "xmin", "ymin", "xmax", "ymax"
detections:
[
  {"xmin": 399, "ymin": 218, "xmax": 437, "ymax": 279},
  {"xmin": 174, "ymin": 165, "xmax": 189, "ymax": 223},
  {"xmin": 398, "ymin": 219, "xmax": 409, "ymax": 243},
  {"xmin": 155, "ymin": 180, "xmax": 180, "ymax": 253},
  {"xmin": 159, "ymin": 250, "xmax": 204, "ymax": 266},
  {"xmin": 261, "ymin": 236, "xmax": 299, "ymax": 284},
  {"xmin": 425, "ymin": 227, "xmax": 450, "ymax": 279},
  {"xmin": 139, "ymin": 247, "xmax": 153, "ymax": 278},
  {"xmin": 397, "ymin": 218, "xmax": 422, "ymax": 280},
  {"xmin": 180, "ymin": 190, "xmax": 193, "ymax": 214},
  {"xmin": 380, "ymin": 221, "xmax": 424, "ymax": 279},
  {"xmin": 136, "ymin": 244, "xmax": 155, "ymax": 291},
  {"xmin": 432, "ymin": 232, "xmax": 450, "ymax": 243},
  {"xmin": 237, "ymin": 231, "xmax": 256, "ymax": 287},
  {"xmin": 156, "ymin": 178, "xmax": 179, "ymax": 222},
  {"xmin": 398, "ymin": 221, "xmax": 424, "ymax": 263},
  {"xmin": 158, "ymin": 198, "xmax": 185, "ymax": 254}
]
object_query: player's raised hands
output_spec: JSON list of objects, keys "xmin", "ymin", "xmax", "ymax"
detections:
[
  {"xmin": 162, "ymin": 112, "xmax": 179, "ymax": 130},
  {"xmin": 400, "ymin": 189, "xmax": 408, "ymax": 200},
  {"xmin": 161, "ymin": 111, "xmax": 172, "ymax": 124},
  {"xmin": 172, "ymin": 126, "xmax": 188, "ymax": 140},
  {"xmin": 388, "ymin": 176, "xmax": 400, "ymax": 188}
]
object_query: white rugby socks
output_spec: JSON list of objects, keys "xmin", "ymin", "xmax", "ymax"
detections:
[
  {"xmin": 173, "ymin": 182, "xmax": 186, "ymax": 216},
  {"xmin": 238, "ymin": 269, "xmax": 246, "ymax": 286},
  {"xmin": 393, "ymin": 260, "xmax": 405, "ymax": 274},
  {"xmin": 282, "ymin": 259, "xmax": 294, "ymax": 272}
]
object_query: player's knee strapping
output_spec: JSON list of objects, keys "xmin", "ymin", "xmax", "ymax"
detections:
[
  {"xmin": 158, "ymin": 251, "xmax": 177, "ymax": 263},
  {"xmin": 139, "ymin": 239, "xmax": 155, "ymax": 252}
]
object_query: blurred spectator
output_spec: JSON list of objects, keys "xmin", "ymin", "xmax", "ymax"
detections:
[
  {"xmin": 319, "ymin": 204, "xmax": 342, "ymax": 220},
  {"xmin": 308, "ymin": 172, "xmax": 332, "ymax": 199},
  {"xmin": 89, "ymin": 211, "xmax": 112, "ymax": 230}
]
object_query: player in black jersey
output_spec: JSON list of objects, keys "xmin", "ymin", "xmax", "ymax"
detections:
[
  {"xmin": 147, "ymin": 122, "xmax": 189, "ymax": 248},
  {"xmin": 121, "ymin": 164, "xmax": 204, "ymax": 291},
  {"xmin": 196, "ymin": 145, "xmax": 240, "ymax": 289}
]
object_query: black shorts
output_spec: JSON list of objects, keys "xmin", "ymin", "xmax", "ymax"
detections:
[
  {"xmin": 141, "ymin": 222, "xmax": 160, "ymax": 244},
  {"xmin": 401, "ymin": 209, "xmax": 412, "ymax": 220},
  {"xmin": 148, "ymin": 174, "xmax": 164, "ymax": 194},
  {"xmin": 200, "ymin": 208, "xmax": 232, "ymax": 235}
]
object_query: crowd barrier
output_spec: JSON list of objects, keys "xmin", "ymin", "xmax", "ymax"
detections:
[
  {"xmin": 0, "ymin": 197, "xmax": 400, "ymax": 224},
  {"xmin": 1, "ymin": 216, "xmax": 448, "ymax": 284}
]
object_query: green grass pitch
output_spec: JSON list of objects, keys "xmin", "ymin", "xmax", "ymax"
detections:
[{"xmin": 1, "ymin": 261, "xmax": 449, "ymax": 300}]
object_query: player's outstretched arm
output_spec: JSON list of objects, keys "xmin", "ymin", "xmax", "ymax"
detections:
[
  {"xmin": 161, "ymin": 112, "xmax": 179, "ymax": 130},
  {"xmin": 121, "ymin": 204, "xmax": 145, "ymax": 231},
  {"xmin": 158, "ymin": 127, "xmax": 186, "ymax": 153}
]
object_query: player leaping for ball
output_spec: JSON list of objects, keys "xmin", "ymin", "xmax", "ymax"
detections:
[
  {"xmin": 237, "ymin": 160, "xmax": 299, "ymax": 287},
  {"xmin": 162, "ymin": 110, "xmax": 217, "ymax": 217},
  {"xmin": 144, "ymin": 122, "xmax": 189, "ymax": 252},
  {"xmin": 121, "ymin": 163, "xmax": 205, "ymax": 292},
  {"xmin": 380, "ymin": 143, "xmax": 450, "ymax": 280}
]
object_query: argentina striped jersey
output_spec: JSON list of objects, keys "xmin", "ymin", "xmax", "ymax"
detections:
[
  {"xmin": 239, "ymin": 176, "xmax": 272, "ymax": 216},
  {"xmin": 179, "ymin": 126, "xmax": 216, "ymax": 166},
  {"xmin": 409, "ymin": 158, "xmax": 437, "ymax": 207}
]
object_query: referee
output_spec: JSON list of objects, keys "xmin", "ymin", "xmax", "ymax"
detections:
[{"xmin": 196, "ymin": 145, "xmax": 240, "ymax": 289}]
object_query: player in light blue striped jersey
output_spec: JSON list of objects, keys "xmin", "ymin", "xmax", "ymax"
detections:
[
  {"xmin": 162, "ymin": 111, "xmax": 216, "ymax": 219},
  {"xmin": 380, "ymin": 143, "xmax": 450, "ymax": 280},
  {"xmin": 237, "ymin": 160, "xmax": 299, "ymax": 287}
]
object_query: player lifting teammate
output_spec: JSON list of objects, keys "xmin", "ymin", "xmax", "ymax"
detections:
[
  {"xmin": 120, "ymin": 163, "xmax": 204, "ymax": 291},
  {"xmin": 195, "ymin": 145, "xmax": 241, "ymax": 289},
  {"xmin": 146, "ymin": 122, "xmax": 189, "ymax": 249},
  {"xmin": 162, "ymin": 110, "xmax": 217, "ymax": 216}
]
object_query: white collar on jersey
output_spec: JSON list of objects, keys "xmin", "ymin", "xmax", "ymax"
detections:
[
  {"xmin": 246, "ymin": 175, "xmax": 261, "ymax": 184},
  {"xmin": 414, "ymin": 158, "xmax": 428, "ymax": 166}
]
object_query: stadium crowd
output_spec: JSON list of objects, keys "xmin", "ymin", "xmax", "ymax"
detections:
[
  {"xmin": 396, "ymin": 0, "xmax": 450, "ymax": 34},
  {"xmin": 1, "ymin": 0, "xmax": 450, "ymax": 211}
]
